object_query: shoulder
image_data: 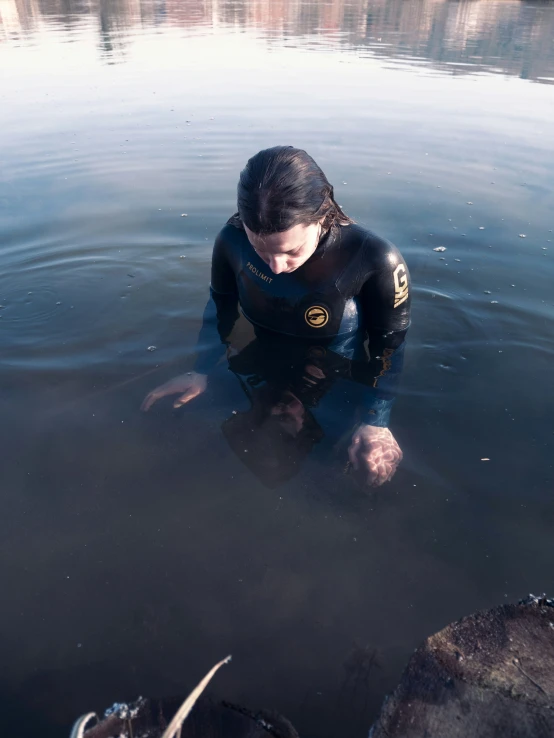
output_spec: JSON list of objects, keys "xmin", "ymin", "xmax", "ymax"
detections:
[
  {"xmin": 214, "ymin": 219, "xmax": 248, "ymax": 252},
  {"xmin": 338, "ymin": 224, "xmax": 408, "ymax": 273},
  {"xmin": 226, "ymin": 212, "xmax": 244, "ymax": 230},
  {"xmin": 352, "ymin": 224, "xmax": 403, "ymax": 262}
]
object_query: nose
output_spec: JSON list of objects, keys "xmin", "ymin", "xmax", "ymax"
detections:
[{"xmin": 268, "ymin": 255, "xmax": 287, "ymax": 274}]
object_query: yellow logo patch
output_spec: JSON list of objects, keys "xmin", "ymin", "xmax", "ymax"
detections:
[
  {"xmin": 305, "ymin": 305, "xmax": 329, "ymax": 328},
  {"xmin": 393, "ymin": 264, "xmax": 409, "ymax": 308}
]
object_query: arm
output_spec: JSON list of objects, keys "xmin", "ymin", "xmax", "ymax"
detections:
[
  {"xmin": 347, "ymin": 245, "xmax": 411, "ymax": 485},
  {"xmin": 354, "ymin": 246, "xmax": 411, "ymax": 427},
  {"xmin": 193, "ymin": 230, "xmax": 240, "ymax": 373},
  {"xmin": 350, "ymin": 338, "xmax": 406, "ymax": 428},
  {"xmin": 141, "ymin": 230, "xmax": 239, "ymax": 411},
  {"xmin": 192, "ymin": 289, "xmax": 240, "ymax": 374}
]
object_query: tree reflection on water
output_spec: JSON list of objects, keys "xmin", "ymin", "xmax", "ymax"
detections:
[{"xmin": 1, "ymin": 0, "xmax": 554, "ymax": 83}]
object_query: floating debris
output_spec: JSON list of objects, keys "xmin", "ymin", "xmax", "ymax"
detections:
[
  {"xmin": 484, "ymin": 290, "xmax": 492, "ymax": 294},
  {"xmin": 467, "ymin": 201, "xmax": 473, "ymax": 205},
  {"xmin": 491, "ymin": 300, "xmax": 498, "ymax": 304},
  {"xmin": 147, "ymin": 346, "xmax": 157, "ymax": 352},
  {"xmin": 179, "ymin": 255, "xmax": 187, "ymax": 259},
  {"xmin": 454, "ymin": 258, "xmax": 461, "ymax": 262},
  {"xmin": 519, "ymin": 234, "xmax": 526, "ymax": 238},
  {"xmin": 481, "ymin": 458, "xmax": 490, "ymax": 461},
  {"xmin": 433, "ymin": 246, "xmax": 447, "ymax": 252},
  {"xmin": 181, "ymin": 213, "xmax": 188, "ymax": 217},
  {"xmin": 479, "ymin": 227, "xmax": 485, "ymax": 230},
  {"xmin": 56, "ymin": 301, "xmax": 62, "ymax": 305}
]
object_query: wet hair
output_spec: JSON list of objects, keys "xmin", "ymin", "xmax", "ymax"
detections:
[{"xmin": 229, "ymin": 146, "xmax": 354, "ymax": 235}]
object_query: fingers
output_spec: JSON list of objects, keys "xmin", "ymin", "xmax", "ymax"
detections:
[
  {"xmin": 365, "ymin": 466, "xmax": 380, "ymax": 487},
  {"xmin": 370, "ymin": 453, "xmax": 401, "ymax": 486},
  {"xmin": 367, "ymin": 460, "xmax": 388, "ymax": 487},
  {"xmin": 354, "ymin": 440, "xmax": 403, "ymax": 487},
  {"xmin": 384, "ymin": 464, "xmax": 398, "ymax": 484},
  {"xmin": 348, "ymin": 427, "xmax": 403, "ymax": 489},
  {"xmin": 141, "ymin": 391, "xmax": 161, "ymax": 412},
  {"xmin": 348, "ymin": 436, "xmax": 361, "ymax": 470},
  {"xmin": 173, "ymin": 386, "xmax": 202, "ymax": 408},
  {"xmin": 141, "ymin": 379, "xmax": 184, "ymax": 412}
]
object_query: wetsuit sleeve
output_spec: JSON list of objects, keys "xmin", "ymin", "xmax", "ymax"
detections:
[
  {"xmin": 193, "ymin": 232, "xmax": 239, "ymax": 374},
  {"xmin": 360, "ymin": 245, "xmax": 411, "ymax": 337},
  {"xmin": 210, "ymin": 229, "xmax": 238, "ymax": 296},
  {"xmin": 351, "ymin": 244, "xmax": 411, "ymax": 426},
  {"xmin": 350, "ymin": 340, "xmax": 406, "ymax": 427}
]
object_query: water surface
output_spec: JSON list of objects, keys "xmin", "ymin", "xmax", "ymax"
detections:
[{"xmin": 1, "ymin": 1, "xmax": 554, "ymax": 736}]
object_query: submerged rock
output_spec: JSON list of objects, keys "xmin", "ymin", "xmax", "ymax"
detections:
[{"xmin": 369, "ymin": 597, "xmax": 554, "ymax": 738}]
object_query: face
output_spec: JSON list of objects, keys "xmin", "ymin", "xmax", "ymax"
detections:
[
  {"xmin": 270, "ymin": 391, "xmax": 306, "ymax": 437},
  {"xmin": 244, "ymin": 221, "xmax": 322, "ymax": 274}
]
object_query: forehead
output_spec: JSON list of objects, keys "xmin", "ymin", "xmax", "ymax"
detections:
[{"xmin": 244, "ymin": 223, "xmax": 312, "ymax": 254}]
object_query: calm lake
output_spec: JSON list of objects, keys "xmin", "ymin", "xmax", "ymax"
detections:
[{"xmin": 1, "ymin": 1, "xmax": 553, "ymax": 736}]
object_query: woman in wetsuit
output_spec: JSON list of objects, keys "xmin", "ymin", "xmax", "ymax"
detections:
[{"xmin": 142, "ymin": 146, "xmax": 411, "ymax": 487}]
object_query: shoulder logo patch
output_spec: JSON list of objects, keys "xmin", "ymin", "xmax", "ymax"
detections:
[
  {"xmin": 393, "ymin": 264, "xmax": 409, "ymax": 308},
  {"xmin": 305, "ymin": 305, "xmax": 329, "ymax": 328}
]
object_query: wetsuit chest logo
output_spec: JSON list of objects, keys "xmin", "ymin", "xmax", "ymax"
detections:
[
  {"xmin": 246, "ymin": 261, "xmax": 273, "ymax": 284},
  {"xmin": 305, "ymin": 305, "xmax": 329, "ymax": 328}
]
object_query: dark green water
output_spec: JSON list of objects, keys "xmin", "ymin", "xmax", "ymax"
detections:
[{"xmin": 1, "ymin": 1, "xmax": 553, "ymax": 736}]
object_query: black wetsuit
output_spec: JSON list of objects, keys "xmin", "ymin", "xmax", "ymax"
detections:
[{"xmin": 194, "ymin": 218, "xmax": 411, "ymax": 427}]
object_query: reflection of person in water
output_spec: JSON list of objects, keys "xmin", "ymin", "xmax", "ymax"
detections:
[
  {"xmin": 219, "ymin": 335, "xmax": 405, "ymax": 488},
  {"xmin": 221, "ymin": 344, "xmax": 327, "ymax": 488},
  {"xmin": 142, "ymin": 146, "xmax": 411, "ymax": 486}
]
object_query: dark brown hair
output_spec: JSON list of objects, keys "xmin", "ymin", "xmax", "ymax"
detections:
[{"xmin": 229, "ymin": 146, "xmax": 354, "ymax": 234}]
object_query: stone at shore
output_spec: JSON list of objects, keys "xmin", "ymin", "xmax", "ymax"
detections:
[{"xmin": 369, "ymin": 595, "xmax": 554, "ymax": 738}]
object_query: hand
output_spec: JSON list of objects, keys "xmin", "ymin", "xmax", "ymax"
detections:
[
  {"xmin": 348, "ymin": 424, "xmax": 402, "ymax": 487},
  {"xmin": 141, "ymin": 372, "xmax": 207, "ymax": 411}
]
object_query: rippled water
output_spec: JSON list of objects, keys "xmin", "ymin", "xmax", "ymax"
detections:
[{"xmin": 1, "ymin": 1, "xmax": 554, "ymax": 736}]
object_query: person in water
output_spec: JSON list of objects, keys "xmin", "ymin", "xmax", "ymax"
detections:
[{"xmin": 142, "ymin": 146, "xmax": 411, "ymax": 486}]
